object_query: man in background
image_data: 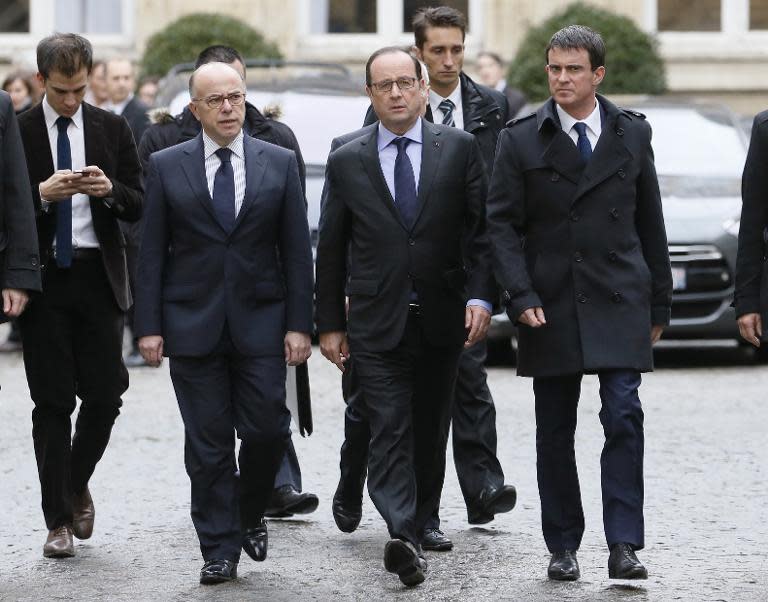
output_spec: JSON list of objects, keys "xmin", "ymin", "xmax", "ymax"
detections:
[{"xmin": 475, "ymin": 50, "xmax": 527, "ymax": 117}]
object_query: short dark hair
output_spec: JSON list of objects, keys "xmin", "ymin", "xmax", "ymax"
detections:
[
  {"xmin": 37, "ymin": 33, "xmax": 93, "ymax": 79},
  {"xmin": 195, "ymin": 45, "xmax": 245, "ymax": 71},
  {"xmin": 545, "ymin": 25, "xmax": 605, "ymax": 71},
  {"xmin": 2, "ymin": 71, "xmax": 34, "ymax": 96},
  {"xmin": 412, "ymin": 6, "xmax": 467, "ymax": 49},
  {"xmin": 477, "ymin": 51, "xmax": 503, "ymax": 67},
  {"xmin": 365, "ymin": 46, "xmax": 422, "ymax": 86}
]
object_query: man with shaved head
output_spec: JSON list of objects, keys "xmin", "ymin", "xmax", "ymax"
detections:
[{"xmin": 135, "ymin": 62, "xmax": 314, "ymax": 585}]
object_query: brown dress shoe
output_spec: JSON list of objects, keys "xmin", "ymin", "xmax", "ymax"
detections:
[
  {"xmin": 72, "ymin": 487, "xmax": 95, "ymax": 540},
  {"xmin": 43, "ymin": 526, "xmax": 75, "ymax": 558}
]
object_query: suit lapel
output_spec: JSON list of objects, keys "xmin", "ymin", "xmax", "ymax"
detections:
[
  {"xmin": 82, "ymin": 104, "xmax": 105, "ymax": 219},
  {"xmin": 180, "ymin": 134, "xmax": 225, "ymax": 231},
  {"xmin": 572, "ymin": 99, "xmax": 633, "ymax": 203},
  {"xmin": 537, "ymin": 100, "xmax": 584, "ymax": 184},
  {"xmin": 358, "ymin": 128, "xmax": 407, "ymax": 230},
  {"xmin": 233, "ymin": 136, "xmax": 266, "ymax": 230},
  {"xmin": 26, "ymin": 105, "xmax": 55, "ymax": 182},
  {"xmin": 412, "ymin": 122, "xmax": 443, "ymax": 228}
]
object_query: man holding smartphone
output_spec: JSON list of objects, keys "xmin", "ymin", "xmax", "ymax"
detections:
[{"xmin": 16, "ymin": 33, "xmax": 142, "ymax": 559}]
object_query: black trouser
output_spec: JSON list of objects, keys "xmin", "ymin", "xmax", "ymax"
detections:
[
  {"xmin": 19, "ymin": 257, "xmax": 127, "ymax": 530},
  {"xmin": 124, "ymin": 243, "xmax": 138, "ymax": 344},
  {"xmin": 354, "ymin": 314, "xmax": 460, "ymax": 546},
  {"xmin": 339, "ymin": 338, "xmax": 505, "ymax": 531},
  {"xmin": 169, "ymin": 328, "xmax": 290, "ymax": 562},
  {"xmin": 533, "ymin": 370, "xmax": 645, "ymax": 553}
]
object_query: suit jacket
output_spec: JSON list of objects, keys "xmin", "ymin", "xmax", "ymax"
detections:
[
  {"xmin": 121, "ymin": 96, "xmax": 150, "ymax": 149},
  {"xmin": 135, "ymin": 133, "xmax": 314, "ymax": 357},
  {"xmin": 0, "ymin": 91, "xmax": 41, "ymax": 312},
  {"xmin": 17, "ymin": 101, "xmax": 143, "ymax": 311},
  {"xmin": 735, "ymin": 109, "xmax": 768, "ymax": 336},
  {"xmin": 315, "ymin": 120, "xmax": 494, "ymax": 352},
  {"xmin": 364, "ymin": 72, "xmax": 508, "ymax": 176},
  {"xmin": 486, "ymin": 95, "xmax": 672, "ymax": 377}
]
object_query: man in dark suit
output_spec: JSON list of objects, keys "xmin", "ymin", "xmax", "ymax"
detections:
[
  {"xmin": 0, "ymin": 90, "xmax": 41, "ymax": 325},
  {"xmin": 735, "ymin": 111, "xmax": 768, "ymax": 347},
  {"xmin": 104, "ymin": 57, "xmax": 151, "ymax": 367},
  {"xmin": 316, "ymin": 47, "xmax": 493, "ymax": 587},
  {"xmin": 486, "ymin": 26, "xmax": 672, "ymax": 581},
  {"xmin": 337, "ymin": 6, "xmax": 516, "ymax": 551},
  {"xmin": 475, "ymin": 51, "xmax": 528, "ymax": 118},
  {"xmin": 16, "ymin": 33, "xmax": 143, "ymax": 558},
  {"xmin": 135, "ymin": 62, "xmax": 313, "ymax": 585},
  {"xmin": 137, "ymin": 44, "xmax": 317, "ymax": 520}
]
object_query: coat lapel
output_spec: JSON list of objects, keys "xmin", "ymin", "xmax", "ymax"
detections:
[
  {"xmin": 233, "ymin": 136, "xmax": 266, "ymax": 230},
  {"xmin": 180, "ymin": 134, "xmax": 225, "ymax": 231},
  {"xmin": 412, "ymin": 122, "xmax": 443, "ymax": 228},
  {"xmin": 82, "ymin": 104, "xmax": 106, "ymax": 218},
  {"xmin": 537, "ymin": 99, "xmax": 584, "ymax": 184},
  {"xmin": 357, "ymin": 127, "xmax": 407, "ymax": 230},
  {"xmin": 572, "ymin": 97, "xmax": 633, "ymax": 203}
]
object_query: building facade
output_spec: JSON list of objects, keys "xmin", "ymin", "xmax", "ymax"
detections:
[{"xmin": 1, "ymin": 1, "xmax": 767, "ymax": 111}]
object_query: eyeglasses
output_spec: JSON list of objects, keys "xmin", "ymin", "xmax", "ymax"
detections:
[
  {"xmin": 192, "ymin": 92, "xmax": 246, "ymax": 109},
  {"xmin": 369, "ymin": 77, "xmax": 418, "ymax": 94}
]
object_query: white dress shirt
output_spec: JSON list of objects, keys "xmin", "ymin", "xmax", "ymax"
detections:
[
  {"xmin": 556, "ymin": 99, "xmax": 601, "ymax": 150},
  {"xmin": 429, "ymin": 83, "xmax": 464, "ymax": 130},
  {"xmin": 42, "ymin": 97, "xmax": 99, "ymax": 249},
  {"xmin": 202, "ymin": 129, "xmax": 246, "ymax": 216}
]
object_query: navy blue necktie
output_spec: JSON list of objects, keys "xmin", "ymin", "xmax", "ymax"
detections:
[
  {"xmin": 393, "ymin": 137, "xmax": 418, "ymax": 229},
  {"xmin": 573, "ymin": 122, "xmax": 592, "ymax": 164},
  {"xmin": 213, "ymin": 147, "xmax": 236, "ymax": 231},
  {"xmin": 438, "ymin": 99, "xmax": 455, "ymax": 127},
  {"xmin": 55, "ymin": 116, "xmax": 73, "ymax": 268}
]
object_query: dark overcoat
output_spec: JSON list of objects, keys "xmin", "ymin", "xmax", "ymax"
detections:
[
  {"xmin": 734, "ymin": 109, "xmax": 768, "ymax": 337},
  {"xmin": 486, "ymin": 95, "xmax": 672, "ymax": 377}
]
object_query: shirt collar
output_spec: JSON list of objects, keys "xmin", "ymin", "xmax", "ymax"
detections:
[
  {"xmin": 109, "ymin": 94, "xmax": 133, "ymax": 115},
  {"xmin": 429, "ymin": 82, "xmax": 462, "ymax": 111},
  {"xmin": 555, "ymin": 99, "xmax": 600, "ymax": 137},
  {"xmin": 202, "ymin": 128, "xmax": 245, "ymax": 160},
  {"xmin": 377, "ymin": 117, "xmax": 423, "ymax": 152},
  {"xmin": 43, "ymin": 95, "xmax": 84, "ymax": 131}
]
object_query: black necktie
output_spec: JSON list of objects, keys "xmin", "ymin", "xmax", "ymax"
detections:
[
  {"xmin": 438, "ymin": 99, "xmax": 455, "ymax": 127},
  {"xmin": 55, "ymin": 116, "xmax": 73, "ymax": 267},
  {"xmin": 573, "ymin": 122, "xmax": 593, "ymax": 164},
  {"xmin": 213, "ymin": 147, "xmax": 236, "ymax": 231},
  {"xmin": 393, "ymin": 137, "xmax": 418, "ymax": 229}
]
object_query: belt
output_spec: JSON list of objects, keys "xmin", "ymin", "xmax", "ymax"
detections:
[
  {"xmin": 52, "ymin": 247, "xmax": 101, "ymax": 261},
  {"xmin": 408, "ymin": 303, "xmax": 421, "ymax": 316}
]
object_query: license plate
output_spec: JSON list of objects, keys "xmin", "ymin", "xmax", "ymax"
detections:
[{"xmin": 671, "ymin": 266, "xmax": 686, "ymax": 291}]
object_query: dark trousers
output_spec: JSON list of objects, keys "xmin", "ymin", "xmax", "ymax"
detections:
[
  {"xmin": 533, "ymin": 370, "xmax": 645, "ymax": 553},
  {"xmin": 274, "ymin": 437, "xmax": 302, "ymax": 490},
  {"xmin": 339, "ymin": 338, "xmax": 504, "ymax": 531},
  {"xmin": 19, "ymin": 257, "xmax": 127, "ymax": 530},
  {"xmin": 354, "ymin": 314, "xmax": 461, "ymax": 546},
  {"xmin": 169, "ymin": 328, "xmax": 290, "ymax": 561}
]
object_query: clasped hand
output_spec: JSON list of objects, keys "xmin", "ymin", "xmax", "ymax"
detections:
[{"xmin": 40, "ymin": 166, "xmax": 112, "ymax": 201}]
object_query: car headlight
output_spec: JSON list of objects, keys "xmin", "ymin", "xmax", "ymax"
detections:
[{"xmin": 723, "ymin": 218, "xmax": 740, "ymax": 237}]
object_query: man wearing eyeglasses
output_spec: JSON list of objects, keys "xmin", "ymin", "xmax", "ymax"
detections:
[
  {"xmin": 316, "ymin": 47, "xmax": 493, "ymax": 587},
  {"xmin": 135, "ymin": 62, "xmax": 313, "ymax": 585}
]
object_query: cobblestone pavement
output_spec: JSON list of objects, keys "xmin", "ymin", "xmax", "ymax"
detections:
[{"xmin": 0, "ymin": 327, "xmax": 765, "ymax": 600}]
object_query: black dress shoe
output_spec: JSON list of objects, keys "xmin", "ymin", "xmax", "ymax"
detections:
[
  {"xmin": 332, "ymin": 483, "xmax": 362, "ymax": 533},
  {"xmin": 467, "ymin": 484, "xmax": 517, "ymax": 525},
  {"xmin": 383, "ymin": 539, "xmax": 425, "ymax": 587},
  {"xmin": 548, "ymin": 550, "xmax": 580, "ymax": 581},
  {"xmin": 242, "ymin": 518, "xmax": 268, "ymax": 562},
  {"xmin": 608, "ymin": 543, "xmax": 648, "ymax": 579},
  {"xmin": 421, "ymin": 528, "xmax": 453, "ymax": 551},
  {"xmin": 200, "ymin": 559, "xmax": 237, "ymax": 584},
  {"xmin": 264, "ymin": 485, "xmax": 319, "ymax": 518}
]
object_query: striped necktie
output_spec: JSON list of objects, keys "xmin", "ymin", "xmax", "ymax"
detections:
[{"xmin": 438, "ymin": 99, "xmax": 455, "ymax": 127}]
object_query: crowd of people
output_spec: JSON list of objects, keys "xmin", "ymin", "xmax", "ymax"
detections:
[{"xmin": 1, "ymin": 3, "xmax": 765, "ymax": 593}]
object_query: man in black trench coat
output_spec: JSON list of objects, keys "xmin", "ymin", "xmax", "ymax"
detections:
[{"xmin": 486, "ymin": 25, "xmax": 672, "ymax": 581}]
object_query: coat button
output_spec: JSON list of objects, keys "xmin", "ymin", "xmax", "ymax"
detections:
[
  {"xmin": 609, "ymin": 208, "xmax": 619, "ymax": 220},
  {"xmin": 408, "ymin": 272, "xmax": 414, "ymax": 280},
  {"xmin": 570, "ymin": 211, "xmax": 580, "ymax": 222},
  {"xmin": 612, "ymin": 292, "xmax": 622, "ymax": 303},
  {"xmin": 577, "ymin": 293, "xmax": 587, "ymax": 303},
  {"xmin": 551, "ymin": 172, "xmax": 560, "ymax": 182},
  {"xmin": 608, "ymin": 250, "xmax": 618, "ymax": 262},
  {"xmin": 31, "ymin": 256, "xmax": 39, "ymax": 267},
  {"xmin": 408, "ymin": 238, "xmax": 415, "ymax": 246},
  {"xmin": 617, "ymin": 169, "xmax": 626, "ymax": 179},
  {"xmin": 616, "ymin": 127, "xmax": 624, "ymax": 136},
  {"xmin": 574, "ymin": 251, "xmax": 583, "ymax": 262}
]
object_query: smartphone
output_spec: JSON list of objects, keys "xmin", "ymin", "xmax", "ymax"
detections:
[{"xmin": 71, "ymin": 169, "xmax": 85, "ymax": 175}]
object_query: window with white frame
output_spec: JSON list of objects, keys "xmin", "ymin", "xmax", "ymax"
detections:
[
  {"xmin": 0, "ymin": 0, "xmax": 30, "ymax": 32},
  {"xmin": 651, "ymin": 0, "xmax": 768, "ymax": 33},
  {"xmin": 658, "ymin": 0, "xmax": 720, "ymax": 31},
  {"xmin": 56, "ymin": 0, "xmax": 123, "ymax": 34}
]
